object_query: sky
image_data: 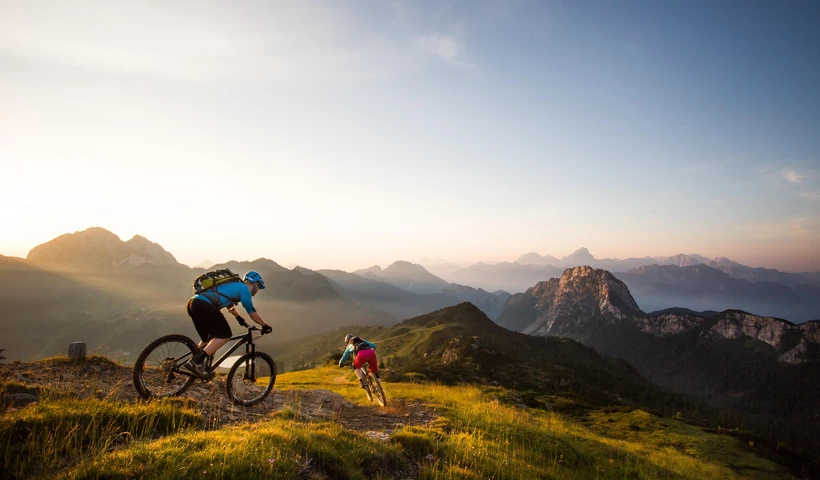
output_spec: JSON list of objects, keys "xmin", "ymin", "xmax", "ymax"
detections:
[{"xmin": 1, "ymin": 0, "xmax": 819, "ymax": 272}]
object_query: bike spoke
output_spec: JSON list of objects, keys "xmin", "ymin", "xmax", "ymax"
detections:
[
  {"xmin": 226, "ymin": 353, "xmax": 275, "ymax": 406},
  {"xmin": 134, "ymin": 336, "xmax": 197, "ymax": 399}
]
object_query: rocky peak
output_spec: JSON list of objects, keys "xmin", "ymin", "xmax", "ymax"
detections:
[
  {"xmin": 556, "ymin": 266, "xmax": 642, "ymax": 315},
  {"xmin": 502, "ymin": 266, "xmax": 642, "ymax": 337}
]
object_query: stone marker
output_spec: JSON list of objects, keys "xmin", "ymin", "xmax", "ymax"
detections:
[{"xmin": 68, "ymin": 342, "xmax": 86, "ymax": 361}]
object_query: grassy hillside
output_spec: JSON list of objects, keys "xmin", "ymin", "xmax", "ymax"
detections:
[
  {"xmin": 270, "ymin": 303, "xmax": 707, "ymax": 419},
  {"xmin": 0, "ymin": 359, "xmax": 795, "ymax": 479}
]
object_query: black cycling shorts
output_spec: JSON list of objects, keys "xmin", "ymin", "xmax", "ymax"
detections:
[{"xmin": 187, "ymin": 297, "xmax": 232, "ymax": 342}]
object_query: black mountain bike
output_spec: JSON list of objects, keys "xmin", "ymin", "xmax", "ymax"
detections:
[{"xmin": 133, "ymin": 325, "xmax": 276, "ymax": 406}]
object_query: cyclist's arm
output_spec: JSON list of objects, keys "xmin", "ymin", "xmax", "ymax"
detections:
[
  {"xmin": 227, "ymin": 306, "xmax": 242, "ymax": 319},
  {"xmin": 339, "ymin": 345, "xmax": 353, "ymax": 366},
  {"xmin": 248, "ymin": 311, "xmax": 267, "ymax": 327},
  {"xmin": 237, "ymin": 285, "xmax": 257, "ymax": 315}
]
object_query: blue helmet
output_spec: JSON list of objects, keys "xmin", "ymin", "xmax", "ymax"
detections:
[{"xmin": 243, "ymin": 271, "xmax": 266, "ymax": 289}]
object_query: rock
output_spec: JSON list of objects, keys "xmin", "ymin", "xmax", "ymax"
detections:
[
  {"xmin": 423, "ymin": 454, "xmax": 436, "ymax": 462},
  {"xmin": 6, "ymin": 393, "xmax": 37, "ymax": 406},
  {"xmin": 68, "ymin": 342, "xmax": 86, "ymax": 361},
  {"xmin": 365, "ymin": 431, "xmax": 390, "ymax": 442}
]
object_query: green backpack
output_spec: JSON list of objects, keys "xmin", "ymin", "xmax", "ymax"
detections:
[{"xmin": 193, "ymin": 269, "xmax": 243, "ymax": 294}]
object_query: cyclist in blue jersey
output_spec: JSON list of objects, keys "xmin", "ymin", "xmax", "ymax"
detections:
[
  {"xmin": 339, "ymin": 334, "xmax": 378, "ymax": 389},
  {"xmin": 182, "ymin": 271, "xmax": 272, "ymax": 379}
]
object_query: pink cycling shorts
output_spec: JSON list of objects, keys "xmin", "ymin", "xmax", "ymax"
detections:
[{"xmin": 353, "ymin": 348, "xmax": 378, "ymax": 374}]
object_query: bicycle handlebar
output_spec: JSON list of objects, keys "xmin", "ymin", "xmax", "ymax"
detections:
[{"xmin": 235, "ymin": 317, "xmax": 268, "ymax": 338}]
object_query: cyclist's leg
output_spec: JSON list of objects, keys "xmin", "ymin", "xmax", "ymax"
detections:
[
  {"xmin": 187, "ymin": 298, "xmax": 210, "ymax": 346},
  {"xmin": 359, "ymin": 349, "xmax": 378, "ymax": 377},
  {"xmin": 351, "ymin": 355, "xmax": 367, "ymax": 387},
  {"xmin": 189, "ymin": 299, "xmax": 231, "ymax": 355},
  {"xmin": 185, "ymin": 299, "xmax": 230, "ymax": 378}
]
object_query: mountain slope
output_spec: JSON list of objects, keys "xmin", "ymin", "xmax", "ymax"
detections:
[{"xmin": 272, "ymin": 303, "xmax": 704, "ymax": 415}]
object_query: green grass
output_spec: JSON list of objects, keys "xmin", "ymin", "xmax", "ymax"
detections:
[
  {"xmin": 64, "ymin": 420, "xmax": 407, "ymax": 480},
  {"xmin": 1, "ymin": 365, "xmax": 793, "ymax": 479},
  {"xmin": 275, "ymin": 366, "xmax": 790, "ymax": 479},
  {"xmin": 0, "ymin": 394, "xmax": 201, "ymax": 479}
]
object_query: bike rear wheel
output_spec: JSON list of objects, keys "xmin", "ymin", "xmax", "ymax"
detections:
[
  {"xmin": 367, "ymin": 372, "xmax": 386, "ymax": 407},
  {"xmin": 226, "ymin": 352, "xmax": 276, "ymax": 406},
  {"xmin": 363, "ymin": 376, "xmax": 374, "ymax": 402},
  {"xmin": 133, "ymin": 334, "xmax": 198, "ymax": 399}
]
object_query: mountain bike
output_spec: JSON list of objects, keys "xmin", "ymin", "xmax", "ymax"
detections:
[
  {"xmin": 133, "ymin": 324, "xmax": 276, "ymax": 406},
  {"xmin": 347, "ymin": 361, "xmax": 386, "ymax": 407}
]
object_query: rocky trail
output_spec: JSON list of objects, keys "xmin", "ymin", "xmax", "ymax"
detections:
[{"xmin": 0, "ymin": 358, "xmax": 438, "ymax": 437}]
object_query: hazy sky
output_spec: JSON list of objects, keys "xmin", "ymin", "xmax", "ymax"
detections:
[{"xmin": 2, "ymin": 0, "xmax": 819, "ymax": 272}]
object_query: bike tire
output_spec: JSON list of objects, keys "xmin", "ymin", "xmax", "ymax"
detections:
[
  {"xmin": 363, "ymin": 376, "xmax": 374, "ymax": 402},
  {"xmin": 368, "ymin": 373, "xmax": 386, "ymax": 407},
  {"xmin": 225, "ymin": 351, "xmax": 276, "ymax": 407},
  {"xmin": 133, "ymin": 334, "xmax": 198, "ymax": 400}
]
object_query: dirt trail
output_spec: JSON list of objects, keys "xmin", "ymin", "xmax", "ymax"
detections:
[{"xmin": 0, "ymin": 359, "xmax": 437, "ymax": 434}]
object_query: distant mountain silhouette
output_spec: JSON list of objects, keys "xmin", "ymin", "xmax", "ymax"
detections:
[
  {"xmin": 614, "ymin": 264, "xmax": 819, "ymax": 322},
  {"xmin": 443, "ymin": 249, "xmax": 819, "ymax": 321},
  {"xmin": 443, "ymin": 262, "xmax": 564, "ymax": 293},
  {"xmin": 318, "ymin": 269, "xmax": 458, "ymax": 321},
  {"xmin": 194, "ymin": 260, "xmax": 215, "ymax": 269},
  {"xmin": 27, "ymin": 227, "xmax": 182, "ymax": 271},
  {"xmin": 515, "ymin": 248, "xmax": 725, "ymax": 271},
  {"xmin": 351, "ymin": 261, "xmax": 508, "ymax": 319},
  {"xmin": 355, "ymin": 261, "xmax": 449, "ymax": 294}
]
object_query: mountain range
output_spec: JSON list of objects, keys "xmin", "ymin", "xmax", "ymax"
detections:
[
  {"xmin": 496, "ymin": 265, "xmax": 820, "ymax": 464},
  {"xmin": 0, "ymin": 228, "xmax": 505, "ymax": 361},
  {"xmin": 4, "ymin": 228, "xmax": 819, "ymax": 363},
  {"xmin": 439, "ymin": 248, "xmax": 820, "ymax": 321}
]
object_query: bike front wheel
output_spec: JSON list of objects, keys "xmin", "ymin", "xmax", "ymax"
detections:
[
  {"xmin": 226, "ymin": 352, "xmax": 276, "ymax": 406},
  {"xmin": 133, "ymin": 334, "xmax": 198, "ymax": 399},
  {"xmin": 367, "ymin": 373, "xmax": 386, "ymax": 407}
]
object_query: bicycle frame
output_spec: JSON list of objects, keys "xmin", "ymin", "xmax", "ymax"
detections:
[
  {"xmin": 172, "ymin": 328, "xmax": 258, "ymax": 379},
  {"xmin": 206, "ymin": 329, "xmax": 257, "ymax": 372}
]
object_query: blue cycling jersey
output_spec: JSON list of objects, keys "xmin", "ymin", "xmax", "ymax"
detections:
[
  {"xmin": 194, "ymin": 281, "xmax": 256, "ymax": 314},
  {"xmin": 339, "ymin": 340, "xmax": 376, "ymax": 366}
]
